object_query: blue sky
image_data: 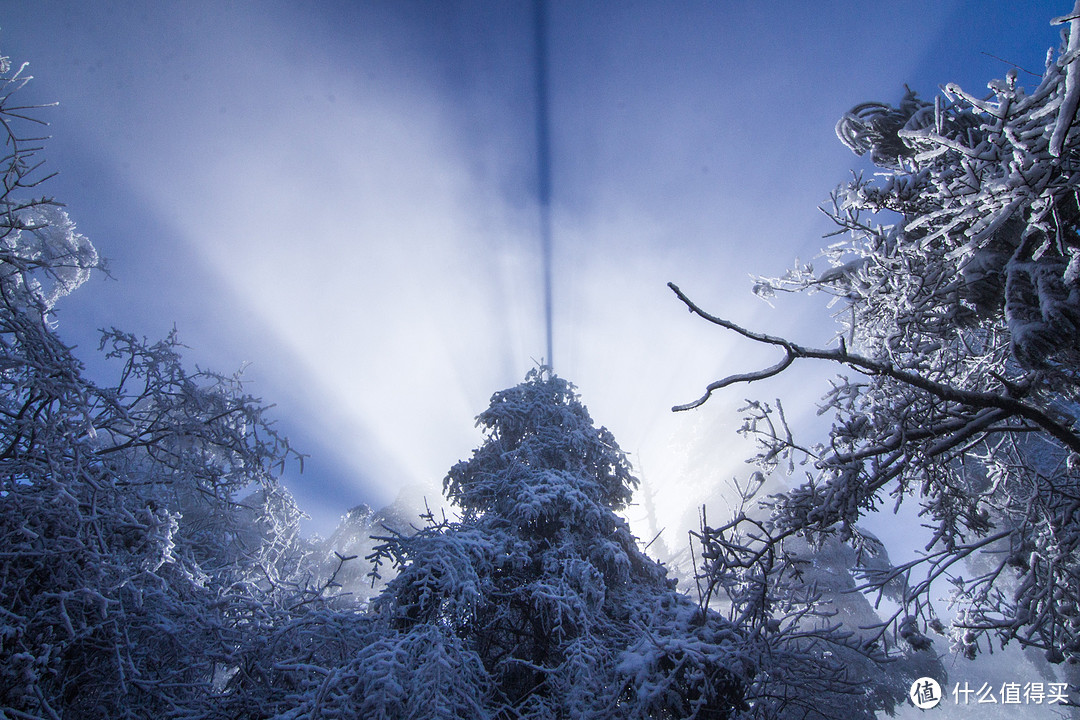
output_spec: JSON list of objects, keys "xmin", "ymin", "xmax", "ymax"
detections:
[{"xmin": 0, "ymin": 1, "xmax": 1063, "ymax": 538}]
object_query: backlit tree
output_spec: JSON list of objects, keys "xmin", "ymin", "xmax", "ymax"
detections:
[
  {"xmin": 287, "ymin": 369, "xmax": 752, "ymax": 719},
  {"xmin": 0, "ymin": 48, "xmax": 310, "ymax": 719},
  {"xmin": 673, "ymin": 2, "xmax": 1080, "ymax": 685}
]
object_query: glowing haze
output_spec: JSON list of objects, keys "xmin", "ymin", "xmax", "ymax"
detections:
[{"xmin": 2, "ymin": 1, "xmax": 1059, "ymax": 543}]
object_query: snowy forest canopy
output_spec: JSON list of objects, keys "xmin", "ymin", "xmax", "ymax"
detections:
[{"xmin": 3, "ymin": 4, "xmax": 1080, "ymax": 718}]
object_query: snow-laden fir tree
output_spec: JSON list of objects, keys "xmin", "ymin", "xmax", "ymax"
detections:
[
  {"xmin": 288, "ymin": 369, "xmax": 751, "ymax": 719},
  {"xmin": 673, "ymin": 1, "xmax": 1080, "ymax": 688}
]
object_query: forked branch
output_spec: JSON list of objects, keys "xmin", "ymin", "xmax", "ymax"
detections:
[{"xmin": 667, "ymin": 282, "xmax": 1080, "ymax": 454}]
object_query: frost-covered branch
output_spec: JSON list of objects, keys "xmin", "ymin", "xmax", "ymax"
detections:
[{"xmin": 678, "ymin": 5, "xmax": 1080, "ymax": 678}]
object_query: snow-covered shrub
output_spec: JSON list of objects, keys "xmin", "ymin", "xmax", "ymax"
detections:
[{"xmin": 0, "ymin": 48, "xmax": 312, "ymax": 719}]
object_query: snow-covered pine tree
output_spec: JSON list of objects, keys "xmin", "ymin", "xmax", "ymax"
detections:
[
  {"xmin": 290, "ymin": 369, "xmax": 750, "ymax": 719},
  {"xmin": 673, "ymin": 1, "xmax": 1080, "ymax": 684}
]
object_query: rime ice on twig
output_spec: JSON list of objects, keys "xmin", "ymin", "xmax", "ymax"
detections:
[{"xmin": 674, "ymin": 6, "xmax": 1080, "ymax": 677}]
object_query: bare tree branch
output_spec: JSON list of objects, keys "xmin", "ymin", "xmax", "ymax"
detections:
[{"xmin": 669, "ymin": 282, "xmax": 1080, "ymax": 454}]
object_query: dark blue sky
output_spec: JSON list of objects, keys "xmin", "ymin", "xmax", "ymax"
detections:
[{"xmin": 0, "ymin": 1, "xmax": 1063, "ymax": 535}]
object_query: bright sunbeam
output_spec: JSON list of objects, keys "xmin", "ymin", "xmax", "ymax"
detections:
[
  {"xmin": 5, "ymin": 4, "xmax": 1075, "ymax": 711},
  {"xmin": 4, "ymin": 1, "xmax": 1056, "ymax": 547},
  {"xmin": 126, "ymin": 76, "xmax": 550, "ymax": 523}
]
